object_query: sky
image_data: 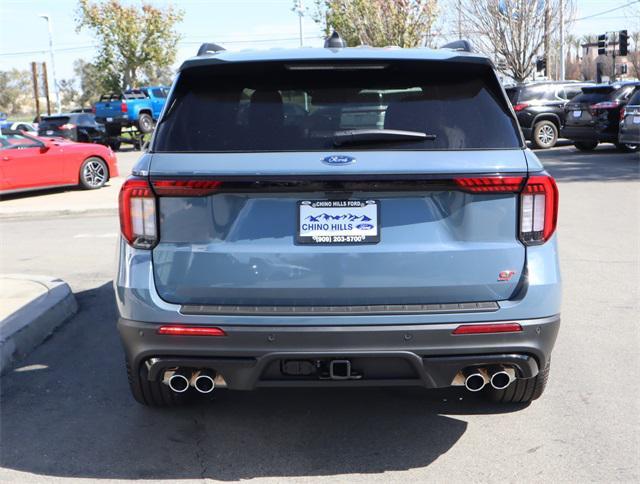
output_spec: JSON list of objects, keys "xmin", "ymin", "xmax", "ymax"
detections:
[{"xmin": 0, "ymin": 0, "xmax": 638, "ymax": 81}]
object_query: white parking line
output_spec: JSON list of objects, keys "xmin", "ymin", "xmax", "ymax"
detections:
[{"xmin": 73, "ymin": 233, "xmax": 118, "ymax": 238}]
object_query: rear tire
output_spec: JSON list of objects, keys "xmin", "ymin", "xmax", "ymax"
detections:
[
  {"xmin": 574, "ymin": 141, "xmax": 598, "ymax": 151},
  {"xmin": 79, "ymin": 157, "xmax": 108, "ymax": 190},
  {"xmin": 531, "ymin": 120, "xmax": 558, "ymax": 149},
  {"xmin": 615, "ymin": 142, "xmax": 639, "ymax": 153},
  {"xmin": 137, "ymin": 113, "xmax": 154, "ymax": 134},
  {"xmin": 126, "ymin": 360, "xmax": 191, "ymax": 407},
  {"xmin": 483, "ymin": 361, "xmax": 550, "ymax": 404}
]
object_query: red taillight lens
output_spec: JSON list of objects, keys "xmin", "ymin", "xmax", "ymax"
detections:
[
  {"xmin": 118, "ymin": 177, "xmax": 157, "ymax": 248},
  {"xmin": 152, "ymin": 179, "xmax": 223, "ymax": 196},
  {"xmin": 121, "ymin": 102, "xmax": 128, "ymax": 113},
  {"xmin": 452, "ymin": 323, "xmax": 523, "ymax": 335},
  {"xmin": 620, "ymin": 107, "xmax": 626, "ymax": 121},
  {"xmin": 59, "ymin": 123, "xmax": 76, "ymax": 130},
  {"xmin": 91, "ymin": 106, "xmax": 96, "ymax": 114},
  {"xmin": 520, "ymin": 174, "xmax": 558, "ymax": 245},
  {"xmin": 157, "ymin": 325, "xmax": 226, "ymax": 336},
  {"xmin": 454, "ymin": 176, "xmax": 525, "ymax": 193},
  {"xmin": 590, "ymin": 101, "xmax": 620, "ymax": 111},
  {"xmin": 513, "ymin": 103, "xmax": 529, "ymax": 112}
]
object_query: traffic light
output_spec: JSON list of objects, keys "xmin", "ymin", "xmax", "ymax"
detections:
[
  {"xmin": 598, "ymin": 34, "xmax": 607, "ymax": 56},
  {"xmin": 619, "ymin": 30, "xmax": 628, "ymax": 56},
  {"xmin": 536, "ymin": 57, "xmax": 546, "ymax": 73},
  {"xmin": 620, "ymin": 64, "xmax": 628, "ymax": 75}
]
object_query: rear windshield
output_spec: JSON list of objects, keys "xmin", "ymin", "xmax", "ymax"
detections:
[
  {"xmin": 99, "ymin": 94, "xmax": 121, "ymax": 102},
  {"xmin": 39, "ymin": 116, "xmax": 70, "ymax": 127},
  {"xmin": 570, "ymin": 87, "xmax": 613, "ymax": 104},
  {"xmin": 124, "ymin": 90, "xmax": 148, "ymax": 99},
  {"xmin": 154, "ymin": 61, "xmax": 521, "ymax": 152},
  {"xmin": 627, "ymin": 89, "xmax": 640, "ymax": 105}
]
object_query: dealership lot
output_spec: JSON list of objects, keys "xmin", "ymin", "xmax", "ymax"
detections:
[{"xmin": 0, "ymin": 145, "xmax": 638, "ymax": 482}]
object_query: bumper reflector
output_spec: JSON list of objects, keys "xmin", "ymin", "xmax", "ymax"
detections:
[
  {"xmin": 157, "ymin": 325, "xmax": 226, "ymax": 336},
  {"xmin": 452, "ymin": 323, "xmax": 522, "ymax": 335}
]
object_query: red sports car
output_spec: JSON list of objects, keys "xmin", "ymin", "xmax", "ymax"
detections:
[{"xmin": 0, "ymin": 130, "xmax": 119, "ymax": 195}]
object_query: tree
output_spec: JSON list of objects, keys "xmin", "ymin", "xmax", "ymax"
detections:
[
  {"xmin": 458, "ymin": 0, "xmax": 572, "ymax": 82},
  {"xmin": 0, "ymin": 69, "xmax": 32, "ymax": 115},
  {"xmin": 76, "ymin": 0, "xmax": 183, "ymax": 91},
  {"xmin": 311, "ymin": 0, "xmax": 439, "ymax": 48},
  {"xmin": 73, "ymin": 59, "xmax": 103, "ymax": 107}
]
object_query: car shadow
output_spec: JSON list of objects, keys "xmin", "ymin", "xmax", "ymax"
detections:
[
  {"xmin": 0, "ymin": 282, "xmax": 529, "ymax": 481},
  {"xmin": 0, "ymin": 181, "xmax": 118, "ymax": 201},
  {"xmin": 536, "ymin": 145, "xmax": 639, "ymax": 183}
]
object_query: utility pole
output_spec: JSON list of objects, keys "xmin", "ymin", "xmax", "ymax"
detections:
[
  {"xmin": 559, "ymin": 0, "xmax": 565, "ymax": 80},
  {"xmin": 39, "ymin": 14, "xmax": 61, "ymax": 113},
  {"xmin": 31, "ymin": 62, "xmax": 41, "ymax": 122},
  {"xmin": 42, "ymin": 62, "xmax": 51, "ymax": 115},
  {"xmin": 295, "ymin": 0, "xmax": 304, "ymax": 47},
  {"xmin": 544, "ymin": 0, "xmax": 550, "ymax": 78},
  {"xmin": 457, "ymin": 0, "xmax": 462, "ymax": 39}
]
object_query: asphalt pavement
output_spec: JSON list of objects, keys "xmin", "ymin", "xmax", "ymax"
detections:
[{"xmin": 0, "ymin": 144, "xmax": 638, "ymax": 483}]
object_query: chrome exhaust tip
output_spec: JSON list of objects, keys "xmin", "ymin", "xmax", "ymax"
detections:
[
  {"xmin": 192, "ymin": 369, "xmax": 216, "ymax": 394},
  {"xmin": 463, "ymin": 368, "xmax": 489, "ymax": 392},
  {"xmin": 490, "ymin": 368, "xmax": 516, "ymax": 390},
  {"xmin": 164, "ymin": 368, "xmax": 191, "ymax": 393}
]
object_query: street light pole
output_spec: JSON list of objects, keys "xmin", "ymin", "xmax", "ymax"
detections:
[{"xmin": 39, "ymin": 14, "xmax": 61, "ymax": 113}]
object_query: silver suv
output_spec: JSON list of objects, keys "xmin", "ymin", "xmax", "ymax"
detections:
[{"xmin": 115, "ymin": 40, "xmax": 561, "ymax": 407}]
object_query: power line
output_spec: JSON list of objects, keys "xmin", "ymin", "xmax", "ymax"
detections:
[{"xmin": 573, "ymin": 0, "xmax": 639, "ymax": 22}]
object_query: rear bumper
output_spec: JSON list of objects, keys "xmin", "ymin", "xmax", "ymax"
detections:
[
  {"xmin": 118, "ymin": 315, "xmax": 560, "ymax": 390},
  {"xmin": 619, "ymin": 126, "xmax": 640, "ymax": 145},
  {"xmin": 562, "ymin": 125, "xmax": 617, "ymax": 143}
]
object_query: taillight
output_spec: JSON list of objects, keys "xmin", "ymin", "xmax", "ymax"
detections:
[
  {"xmin": 59, "ymin": 123, "xmax": 76, "ymax": 130},
  {"xmin": 513, "ymin": 103, "xmax": 529, "ymax": 112},
  {"xmin": 121, "ymin": 102, "xmax": 128, "ymax": 113},
  {"xmin": 454, "ymin": 176, "xmax": 525, "ymax": 193},
  {"xmin": 152, "ymin": 179, "xmax": 223, "ymax": 196},
  {"xmin": 590, "ymin": 100, "xmax": 620, "ymax": 111},
  {"xmin": 91, "ymin": 106, "xmax": 96, "ymax": 114},
  {"xmin": 118, "ymin": 177, "xmax": 157, "ymax": 249},
  {"xmin": 520, "ymin": 174, "xmax": 558, "ymax": 245},
  {"xmin": 157, "ymin": 325, "xmax": 226, "ymax": 336},
  {"xmin": 620, "ymin": 107, "xmax": 626, "ymax": 121}
]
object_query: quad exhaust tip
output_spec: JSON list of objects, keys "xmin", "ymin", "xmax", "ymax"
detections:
[
  {"xmin": 463, "ymin": 368, "xmax": 489, "ymax": 392},
  {"xmin": 166, "ymin": 369, "xmax": 191, "ymax": 393},
  {"xmin": 163, "ymin": 367, "xmax": 220, "ymax": 393},
  {"xmin": 192, "ymin": 369, "xmax": 216, "ymax": 394}
]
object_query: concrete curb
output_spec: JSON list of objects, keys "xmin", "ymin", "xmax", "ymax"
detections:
[
  {"xmin": 0, "ymin": 207, "xmax": 117, "ymax": 221},
  {"xmin": 0, "ymin": 275, "xmax": 78, "ymax": 374}
]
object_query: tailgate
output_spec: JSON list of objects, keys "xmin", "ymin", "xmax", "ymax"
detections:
[{"xmin": 149, "ymin": 151, "xmax": 528, "ymax": 306}]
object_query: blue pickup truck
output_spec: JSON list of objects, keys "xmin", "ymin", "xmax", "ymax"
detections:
[{"xmin": 94, "ymin": 86, "xmax": 169, "ymax": 135}]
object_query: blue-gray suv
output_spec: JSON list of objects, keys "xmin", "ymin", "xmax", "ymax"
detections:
[{"xmin": 115, "ymin": 40, "xmax": 561, "ymax": 407}]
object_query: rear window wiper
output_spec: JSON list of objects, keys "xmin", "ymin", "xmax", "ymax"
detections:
[{"xmin": 333, "ymin": 129, "xmax": 436, "ymax": 146}]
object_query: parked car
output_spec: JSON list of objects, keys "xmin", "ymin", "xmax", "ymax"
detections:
[
  {"xmin": 94, "ymin": 86, "xmax": 169, "ymax": 135},
  {"xmin": 37, "ymin": 113, "xmax": 106, "ymax": 145},
  {"xmin": 115, "ymin": 41, "xmax": 561, "ymax": 407},
  {"xmin": 0, "ymin": 129, "xmax": 118, "ymax": 194},
  {"xmin": 618, "ymin": 88, "xmax": 640, "ymax": 147},
  {"xmin": 0, "ymin": 121, "xmax": 38, "ymax": 136},
  {"xmin": 563, "ymin": 82, "xmax": 640, "ymax": 152},
  {"xmin": 505, "ymin": 81, "xmax": 595, "ymax": 149}
]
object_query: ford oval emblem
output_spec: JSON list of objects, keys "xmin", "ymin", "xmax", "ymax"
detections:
[{"xmin": 322, "ymin": 155, "xmax": 356, "ymax": 165}]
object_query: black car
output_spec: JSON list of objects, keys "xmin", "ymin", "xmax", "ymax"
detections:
[
  {"xmin": 564, "ymin": 82, "xmax": 640, "ymax": 152},
  {"xmin": 506, "ymin": 81, "xmax": 594, "ymax": 149},
  {"xmin": 619, "ymin": 88, "xmax": 640, "ymax": 147},
  {"xmin": 37, "ymin": 113, "xmax": 106, "ymax": 144}
]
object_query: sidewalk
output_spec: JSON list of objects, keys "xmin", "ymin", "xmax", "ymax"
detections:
[
  {"xmin": 0, "ymin": 150, "xmax": 138, "ymax": 219},
  {"xmin": 0, "ymin": 178, "xmax": 122, "ymax": 219},
  {"xmin": 0, "ymin": 275, "xmax": 77, "ymax": 373}
]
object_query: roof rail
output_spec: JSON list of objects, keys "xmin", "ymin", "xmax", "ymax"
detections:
[
  {"xmin": 440, "ymin": 39, "xmax": 473, "ymax": 53},
  {"xmin": 197, "ymin": 43, "xmax": 226, "ymax": 56}
]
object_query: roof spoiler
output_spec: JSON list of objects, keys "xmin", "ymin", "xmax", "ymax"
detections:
[
  {"xmin": 197, "ymin": 43, "xmax": 226, "ymax": 56},
  {"xmin": 440, "ymin": 39, "xmax": 473, "ymax": 53}
]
